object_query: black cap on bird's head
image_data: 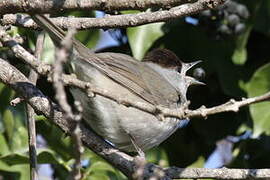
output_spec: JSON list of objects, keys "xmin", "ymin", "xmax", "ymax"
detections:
[
  {"xmin": 142, "ymin": 48, "xmax": 183, "ymax": 69},
  {"xmin": 143, "ymin": 48, "xmax": 205, "ymax": 87}
]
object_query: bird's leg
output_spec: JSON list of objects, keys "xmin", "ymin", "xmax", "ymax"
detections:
[{"xmin": 128, "ymin": 133, "xmax": 145, "ymax": 159}]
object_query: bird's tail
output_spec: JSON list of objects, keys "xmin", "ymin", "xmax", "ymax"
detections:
[
  {"xmin": 31, "ymin": 14, "xmax": 66, "ymax": 47},
  {"xmin": 31, "ymin": 14, "xmax": 91, "ymax": 56}
]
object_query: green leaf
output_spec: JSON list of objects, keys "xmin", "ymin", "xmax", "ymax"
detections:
[
  {"xmin": 83, "ymin": 149, "xmax": 103, "ymax": 164},
  {"xmin": 37, "ymin": 149, "xmax": 72, "ymax": 171},
  {"xmin": 246, "ymin": 63, "xmax": 270, "ymax": 136},
  {"xmin": 37, "ymin": 149, "xmax": 63, "ymax": 164},
  {"xmin": 82, "ymin": 156, "xmax": 126, "ymax": 180},
  {"xmin": 2, "ymin": 109, "xmax": 15, "ymax": 144},
  {"xmin": 232, "ymin": 44, "xmax": 247, "ymax": 65},
  {"xmin": 127, "ymin": 22, "xmax": 165, "ymax": 60},
  {"xmin": 0, "ymin": 148, "xmax": 68, "ymax": 169},
  {"xmin": 66, "ymin": 11, "xmax": 100, "ymax": 49},
  {"xmin": 0, "ymin": 161, "xmax": 30, "ymax": 180},
  {"xmin": 232, "ymin": 26, "xmax": 251, "ymax": 65},
  {"xmin": 0, "ymin": 114, "xmax": 4, "ymax": 134},
  {"xmin": 10, "ymin": 106, "xmax": 28, "ymax": 152},
  {"xmin": 89, "ymin": 161, "xmax": 116, "ymax": 173},
  {"xmin": 189, "ymin": 156, "xmax": 205, "ymax": 167},
  {"xmin": 0, "ymin": 153, "xmax": 28, "ymax": 165},
  {"xmin": 0, "ymin": 134, "xmax": 10, "ymax": 155},
  {"xmin": 86, "ymin": 173, "xmax": 111, "ymax": 180},
  {"xmin": 36, "ymin": 120, "xmax": 73, "ymax": 160},
  {"xmin": 41, "ymin": 34, "xmax": 55, "ymax": 64},
  {"xmin": 75, "ymin": 29, "xmax": 100, "ymax": 49},
  {"xmin": 146, "ymin": 147, "xmax": 169, "ymax": 167},
  {"xmin": 0, "ymin": 84, "xmax": 15, "ymax": 114},
  {"xmin": 0, "ymin": 87, "xmax": 28, "ymax": 154}
]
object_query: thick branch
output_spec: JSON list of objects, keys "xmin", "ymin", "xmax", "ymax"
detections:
[
  {"xmin": 165, "ymin": 167, "xmax": 270, "ymax": 179},
  {"xmin": 1, "ymin": 0, "xmax": 226, "ymax": 30},
  {"xmin": 0, "ymin": 0, "xmax": 189, "ymax": 15}
]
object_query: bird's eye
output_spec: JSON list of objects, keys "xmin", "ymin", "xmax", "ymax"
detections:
[{"xmin": 176, "ymin": 66, "xmax": 182, "ymax": 73}]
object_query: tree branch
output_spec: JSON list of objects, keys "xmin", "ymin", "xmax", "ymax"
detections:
[
  {"xmin": 1, "ymin": 0, "xmax": 226, "ymax": 30},
  {"xmin": 52, "ymin": 27, "xmax": 83, "ymax": 180},
  {"xmin": 185, "ymin": 95, "xmax": 270, "ymax": 118},
  {"xmin": 165, "ymin": 167, "xmax": 270, "ymax": 179},
  {"xmin": 25, "ymin": 31, "xmax": 45, "ymax": 180},
  {"xmin": 0, "ymin": 0, "xmax": 190, "ymax": 15}
]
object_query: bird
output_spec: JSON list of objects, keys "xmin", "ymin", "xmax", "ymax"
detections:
[{"xmin": 31, "ymin": 14, "xmax": 203, "ymax": 156}]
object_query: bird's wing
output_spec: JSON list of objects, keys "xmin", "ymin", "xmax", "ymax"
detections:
[
  {"xmin": 79, "ymin": 52, "xmax": 157, "ymax": 105},
  {"xmin": 77, "ymin": 52, "xmax": 180, "ymax": 107}
]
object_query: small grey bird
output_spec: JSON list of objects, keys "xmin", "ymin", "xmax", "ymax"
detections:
[{"xmin": 31, "ymin": 14, "xmax": 202, "ymax": 154}]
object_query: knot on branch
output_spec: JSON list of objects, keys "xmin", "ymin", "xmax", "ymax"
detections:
[
  {"xmin": 133, "ymin": 161, "xmax": 167, "ymax": 180},
  {"xmin": 155, "ymin": 105, "xmax": 166, "ymax": 121}
]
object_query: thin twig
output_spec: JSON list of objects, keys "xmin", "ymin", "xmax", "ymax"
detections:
[
  {"xmin": 26, "ymin": 105, "xmax": 38, "ymax": 180},
  {"xmin": 26, "ymin": 31, "xmax": 45, "ymax": 180},
  {"xmin": 185, "ymin": 95, "xmax": 270, "ymax": 118},
  {"xmin": 52, "ymin": 28, "xmax": 83, "ymax": 180},
  {"xmin": 52, "ymin": 31, "xmax": 75, "ymax": 122},
  {"xmin": 1, "ymin": 0, "xmax": 226, "ymax": 30}
]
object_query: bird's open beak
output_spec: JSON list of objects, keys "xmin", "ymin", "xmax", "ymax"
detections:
[
  {"xmin": 186, "ymin": 76, "xmax": 205, "ymax": 86},
  {"xmin": 181, "ymin": 60, "xmax": 202, "ymax": 75}
]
